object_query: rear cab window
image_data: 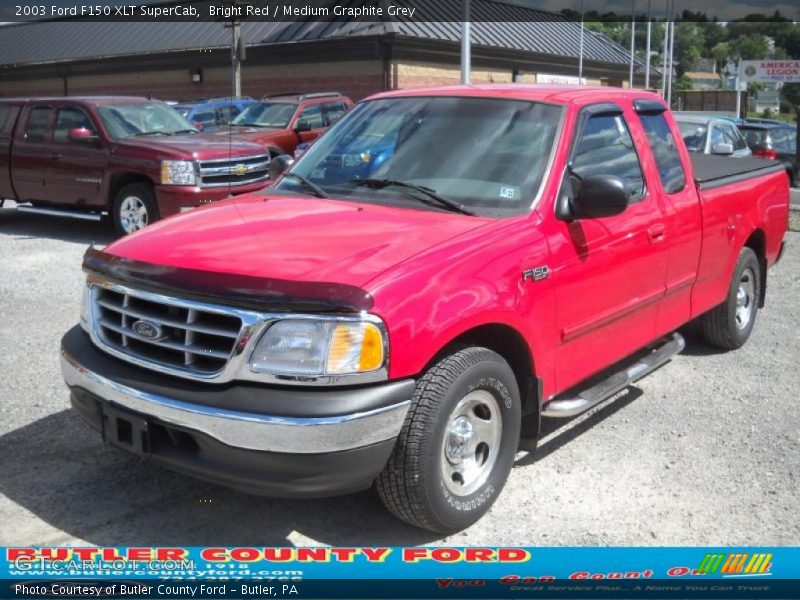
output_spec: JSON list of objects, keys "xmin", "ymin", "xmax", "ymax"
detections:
[
  {"xmin": 24, "ymin": 105, "xmax": 53, "ymax": 143},
  {"xmin": 638, "ymin": 112, "xmax": 686, "ymax": 193}
]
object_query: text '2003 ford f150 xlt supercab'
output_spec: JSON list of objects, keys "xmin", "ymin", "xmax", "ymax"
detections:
[
  {"xmin": 0, "ymin": 96, "xmax": 271, "ymax": 234},
  {"xmin": 60, "ymin": 85, "xmax": 789, "ymax": 533}
]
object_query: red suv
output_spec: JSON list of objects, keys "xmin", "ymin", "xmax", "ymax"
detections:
[{"xmin": 217, "ymin": 92, "xmax": 353, "ymax": 157}]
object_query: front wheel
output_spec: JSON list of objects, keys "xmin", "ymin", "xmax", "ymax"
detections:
[
  {"xmin": 701, "ymin": 246, "xmax": 761, "ymax": 350},
  {"xmin": 377, "ymin": 347, "xmax": 521, "ymax": 533},
  {"xmin": 112, "ymin": 183, "xmax": 159, "ymax": 235}
]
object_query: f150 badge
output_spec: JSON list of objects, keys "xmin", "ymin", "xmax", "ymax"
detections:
[{"xmin": 522, "ymin": 266, "xmax": 550, "ymax": 282}]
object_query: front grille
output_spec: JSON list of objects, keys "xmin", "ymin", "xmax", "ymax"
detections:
[
  {"xmin": 198, "ymin": 154, "xmax": 270, "ymax": 188},
  {"xmin": 91, "ymin": 286, "xmax": 243, "ymax": 375}
]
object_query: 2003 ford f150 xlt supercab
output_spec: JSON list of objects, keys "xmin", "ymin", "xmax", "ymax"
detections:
[
  {"xmin": 0, "ymin": 96, "xmax": 271, "ymax": 234},
  {"xmin": 60, "ymin": 85, "xmax": 789, "ymax": 533}
]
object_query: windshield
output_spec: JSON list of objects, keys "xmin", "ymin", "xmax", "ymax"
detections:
[
  {"xmin": 232, "ymin": 102, "xmax": 297, "ymax": 128},
  {"xmin": 97, "ymin": 102, "xmax": 198, "ymax": 138},
  {"xmin": 273, "ymin": 96, "xmax": 562, "ymax": 217},
  {"xmin": 677, "ymin": 121, "xmax": 708, "ymax": 153}
]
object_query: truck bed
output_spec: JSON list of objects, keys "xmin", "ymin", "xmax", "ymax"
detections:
[{"xmin": 691, "ymin": 154, "xmax": 787, "ymax": 190}]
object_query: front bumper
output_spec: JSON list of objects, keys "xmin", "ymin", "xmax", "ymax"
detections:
[
  {"xmin": 61, "ymin": 326, "xmax": 413, "ymax": 497},
  {"xmin": 155, "ymin": 180, "xmax": 270, "ymax": 218}
]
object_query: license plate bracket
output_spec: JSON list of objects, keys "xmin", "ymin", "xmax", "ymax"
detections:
[{"xmin": 102, "ymin": 404, "xmax": 150, "ymax": 456}]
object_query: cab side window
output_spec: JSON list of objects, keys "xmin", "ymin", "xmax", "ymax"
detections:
[
  {"xmin": 323, "ymin": 101, "xmax": 348, "ymax": 126},
  {"xmin": 25, "ymin": 106, "xmax": 52, "ymax": 143},
  {"xmin": 638, "ymin": 112, "xmax": 686, "ymax": 193},
  {"xmin": 299, "ymin": 103, "xmax": 325, "ymax": 129},
  {"xmin": 572, "ymin": 114, "xmax": 645, "ymax": 201},
  {"xmin": 53, "ymin": 106, "xmax": 96, "ymax": 143}
]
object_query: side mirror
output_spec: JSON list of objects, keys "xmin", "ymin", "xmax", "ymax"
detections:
[
  {"xmin": 68, "ymin": 128, "xmax": 98, "ymax": 143},
  {"xmin": 269, "ymin": 154, "xmax": 294, "ymax": 180},
  {"xmin": 294, "ymin": 119, "xmax": 311, "ymax": 133},
  {"xmin": 193, "ymin": 121, "xmax": 205, "ymax": 132},
  {"xmin": 712, "ymin": 142, "xmax": 734, "ymax": 155},
  {"xmin": 571, "ymin": 174, "xmax": 629, "ymax": 219}
]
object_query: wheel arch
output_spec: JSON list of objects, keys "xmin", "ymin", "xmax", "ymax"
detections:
[
  {"xmin": 107, "ymin": 172, "xmax": 154, "ymax": 211},
  {"xmin": 743, "ymin": 228, "xmax": 767, "ymax": 308},
  {"xmin": 423, "ymin": 322, "xmax": 540, "ymax": 419}
]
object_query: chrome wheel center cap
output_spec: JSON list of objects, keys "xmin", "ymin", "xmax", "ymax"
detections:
[{"xmin": 445, "ymin": 416, "xmax": 475, "ymax": 463}]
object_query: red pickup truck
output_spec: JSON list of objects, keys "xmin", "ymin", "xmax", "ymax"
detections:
[
  {"xmin": 213, "ymin": 92, "xmax": 353, "ymax": 157},
  {"xmin": 60, "ymin": 85, "xmax": 789, "ymax": 533},
  {"xmin": 0, "ymin": 97, "xmax": 270, "ymax": 234}
]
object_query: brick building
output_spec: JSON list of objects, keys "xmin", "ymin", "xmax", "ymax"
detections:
[{"xmin": 0, "ymin": 1, "xmax": 651, "ymax": 101}]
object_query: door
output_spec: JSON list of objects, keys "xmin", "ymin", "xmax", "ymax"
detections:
[
  {"xmin": 635, "ymin": 105, "xmax": 702, "ymax": 335},
  {"xmin": 47, "ymin": 104, "xmax": 107, "ymax": 207},
  {"xmin": 548, "ymin": 104, "xmax": 669, "ymax": 392},
  {"xmin": 11, "ymin": 104, "xmax": 54, "ymax": 203},
  {"xmin": 0, "ymin": 103, "xmax": 21, "ymax": 199},
  {"xmin": 293, "ymin": 102, "xmax": 327, "ymax": 144}
]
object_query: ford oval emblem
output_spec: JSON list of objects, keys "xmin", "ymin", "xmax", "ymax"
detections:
[{"xmin": 132, "ymin": 320, "xmax": 163, "ymax": 340}]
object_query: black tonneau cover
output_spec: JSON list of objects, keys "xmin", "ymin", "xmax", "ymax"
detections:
[{"xmin": 691, "ymin": 154, "xmax": 786, "ymax": 190}]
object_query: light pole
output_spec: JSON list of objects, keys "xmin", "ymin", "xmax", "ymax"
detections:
[
  {"xmin": 578, "ymin": 0, "xmax": 585, "ymax": 81},
  {"xmin": 629, "ymin": 0, "xmax": 636, "ymax": 88},
  {"xmin": 645, "ymin": 0, "xmax": 652, "ymax": 89},
  {"xmin": 461, "ymin": 0, "xmax": 471, "ymax": 85}
]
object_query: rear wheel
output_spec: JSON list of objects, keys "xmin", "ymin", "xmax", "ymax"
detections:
[
  {"xmin": 112, "ymin": 183, "xmax": 159, "ymax": 235},
  {"xmin": 701, "ymin": 247, "xmax": 761, "ymax": 350},
  {"xmin": 377, "ymin": 347, "xmax": 521, "ymax": 533}
]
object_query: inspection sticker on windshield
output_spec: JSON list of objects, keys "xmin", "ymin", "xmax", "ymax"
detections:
[
  {"xmin": 311, "ymin": 168, "xmax": 326, "ymax": 179},
  {"xmin": 499, "ymin": 186, "xmax": 516, "ymax": 199}
]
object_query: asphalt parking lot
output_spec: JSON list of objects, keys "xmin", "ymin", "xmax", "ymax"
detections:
[{"xmin": 1, "ymin": 204, "xmax": 799, "ymax": 548}]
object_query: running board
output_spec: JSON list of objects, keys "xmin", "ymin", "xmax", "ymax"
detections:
[
  {"xmin": 541, "ymin": 333, "xmax": 686, "ymax": 418},
  {"xmin": 16, "ymin": 204, "xmax": 104, "ymax": 222}
]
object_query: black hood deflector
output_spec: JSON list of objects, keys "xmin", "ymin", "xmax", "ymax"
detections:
[{"xmin": 82, "ymin": 246, "xmax": 374, "ymax": 314}]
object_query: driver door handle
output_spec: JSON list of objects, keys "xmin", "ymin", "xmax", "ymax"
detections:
[{"xmin": 648, "ymin": 223, "xmax": 666, "ymax": 244}]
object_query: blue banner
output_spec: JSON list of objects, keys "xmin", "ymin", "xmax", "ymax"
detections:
[{"xmin": 2, "ymin": 547, "xmax": 797, "ymax": 598}]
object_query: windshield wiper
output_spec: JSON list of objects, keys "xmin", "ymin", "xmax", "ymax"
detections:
[
  {"xmin": 130, "ymin": 131, "xmax": 167, "ymax": 137},
  {"xmin": 282, "ymin": 172, "xmax": 329, "ymax": 199},
  {"xmin": 350, "ymin": 178, "xmax": 476, "ymax": 216},
  {"xmin": 171, "ymin": 129, "xmax": 198, "ymax": 135}
]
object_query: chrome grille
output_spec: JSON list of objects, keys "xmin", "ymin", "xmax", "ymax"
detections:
[
  {"xmin": 91, "ymin": 286, "xmax": 243, "ymax": 375},
  {"xmin": 198, "ymin": 154, "xmax": 270, "ymax": 188}
]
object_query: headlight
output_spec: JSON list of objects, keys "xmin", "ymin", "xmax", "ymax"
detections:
[
  {"xmin": 79, "ymin": 282, "xmax": 91, "ymax": 333},
  {"xmin": 161, "ymin": 160, "xmax": 196, "ymax": 185},
  {"xmin": 249, "ymin": 319, "xmax": 385, "ymax": 377}
]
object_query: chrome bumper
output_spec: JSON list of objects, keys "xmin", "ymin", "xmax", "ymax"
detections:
[{"xmin": 61, "ymin": 349, "xmax": 410, "ymax": 455}]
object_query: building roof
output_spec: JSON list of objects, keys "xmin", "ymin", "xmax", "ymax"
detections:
[{"xmin": 0, "ymin": 0, "xmax": 651, "ymax": 73}]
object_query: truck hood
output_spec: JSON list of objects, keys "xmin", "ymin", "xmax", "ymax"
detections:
[
  {"xmin": 104, "ymin": 193, "xmax": 490, "ymax": 292},
  {"xmin": 118, "ymin": 133, "xmax": 266, "ymax": 160},
  {"xmin": 210, "ymin": 126, "xmax": 282, "ymax": 143}
]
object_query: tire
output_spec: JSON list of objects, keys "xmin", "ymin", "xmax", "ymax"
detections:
[
  {"xmin": 112, "ymin": 182, "xmax": 159, "ymax": 235},
  {"xmin": 701, "ymin": 247, "xmax": 761, "ymax": 350},
  {"xmin": 377, "ymin": 347, "xmax": 521, "ymax": 533}
]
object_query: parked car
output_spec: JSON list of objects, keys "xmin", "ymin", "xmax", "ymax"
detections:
[
  {"xmin": 61, "ymin": 86, "xmax": 789, "ymax": 534},
  {"xmin": 217, "ymin": 92, "xmax": 353, "ymax": 157},
  {"xmin": 738, "ymin": 122, "xmax": 798, "ymax": 187},
  {"xmin": 675, "ymin": 114, "xmax": 752, "ymax": 157},
  {"xmin": 173, "ymin": 97, "xmax": 256, "ymax": 132},
  {"xmin": 0, "ymin": 97, "xmax": 271, "ymax": 234}
]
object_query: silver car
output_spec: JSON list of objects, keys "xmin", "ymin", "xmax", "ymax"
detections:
[{"xmin": 675, "ymin": 115, "xmax": 752, "ymax": 158}]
